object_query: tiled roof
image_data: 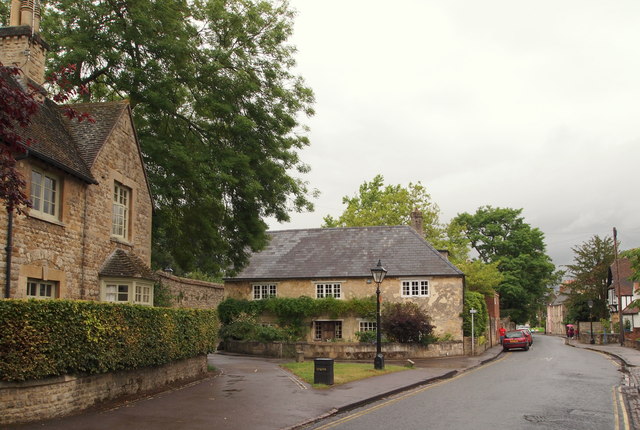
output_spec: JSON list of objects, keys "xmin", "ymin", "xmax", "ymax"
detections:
[
  {"xmin": 99, "ymin": 248, "xmax": 155, "ymax": 280},
  {"xmin": 228, "ymin": 225, "xmax": 463, "ymax": 281},
  {"xmin": 4, "ymin": 74, "xmax": 131, "ymax": 184},
  {"xmin": 608, "ymin": 258, "xmax": 634, "ymax": 296},
  {"xmin": 24, "ymin": 97, "xmax": 97, "ymax": 183},
  {"xmin": 65, "ymin": 101, "xmax": 129, "ymax": 168},
  {"xmin": 550, "ymin": 293, "xmax": 569, "ymax": 306}
]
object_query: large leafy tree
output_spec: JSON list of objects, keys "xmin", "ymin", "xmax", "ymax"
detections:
[
  {"xmin": 39, "ymin": 0, "xmax": 315, "ymax": 275},
  {"xmin": 453, "ymin": 206, "xmax": 557, "ymax": 323},
  {"xmin": 565, "ymin": 235, "xmax": 615, "ymax": 321},
  {"xmin": 322, "ymin": 174, "xmax": 443, "ymax": 243},
  {"xmin": 323, "ymin": 175, "xmax": 504, "ymax": 297}
]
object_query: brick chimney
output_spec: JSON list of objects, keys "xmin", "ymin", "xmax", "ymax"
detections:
[
  {"xmin": 410, "ymin": 208, "xmax": 424, "ymax": 237},
  {"xmin": 1, "ymin": 0, "xmax": 48, "ymax": 86}
]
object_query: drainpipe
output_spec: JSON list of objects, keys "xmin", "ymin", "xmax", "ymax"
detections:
[
  {"xmin": 5, "ymin": 206, "xmax": 14, "ymax": 298},
  {"xmin": 80, "ymin": 186, "xmax": 88, "ymax": 299}
]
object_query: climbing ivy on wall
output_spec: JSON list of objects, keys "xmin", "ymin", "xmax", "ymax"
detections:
[{"xmin": 218, "ymin": 296, "xmax": 376, "ymax": 327}]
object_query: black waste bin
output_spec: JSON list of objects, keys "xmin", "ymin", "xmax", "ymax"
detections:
[{"xmin": 313, "ymin": 358, "xmax": 334, "ymax": 385}]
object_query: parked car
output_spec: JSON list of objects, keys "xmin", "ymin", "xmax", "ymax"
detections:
[
  {"xmin": 518, "ymin": 328, "xmax": 533, "ymax": 346},
  {"xmin": 503, "ymin": 330, "xmax": 529, "ymax": 351}
]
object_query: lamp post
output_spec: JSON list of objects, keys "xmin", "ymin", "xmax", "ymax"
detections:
[
  {"xmin": 588, "ymin": 300, "xmax": 595, "ymax": 344},
  {"xmin": 371, "ymin": 260, "xmax": 387, "ymax": 370},
  {"xmin": 470, "ymin": 308, "xmax": 478, "ymax": 356}
]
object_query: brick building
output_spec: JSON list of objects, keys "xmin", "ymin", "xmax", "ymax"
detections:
[{"xmin": 0, "ymin": 1, "xmax": 155, "ymax": 304}]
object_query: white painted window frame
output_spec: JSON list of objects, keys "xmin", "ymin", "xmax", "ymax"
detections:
[
  {"xmin": 401, "ymin": 279, "xmax": 430, "ymax": 297},
  {"xmin": 30, "ymin": 168, "xmax": 61, "ymax": 222},
  {"xmin": 315, "ymin": 282, "xmax": 341, "ymax": 299},
  {"xmin": 252, "ymin": 283, "xmax": 277, "ymax": 300}
]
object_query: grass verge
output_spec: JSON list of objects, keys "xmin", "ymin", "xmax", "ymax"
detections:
[{"xmin": 281, "ymin": 361, "xmax": 409, "ymax": 388}]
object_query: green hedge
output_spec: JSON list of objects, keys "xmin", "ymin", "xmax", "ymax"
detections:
[
  {"xmin": 462, "ymin": 291, "xmax": 488, "ymax": 337},
  {"xmin": 0, "ymin": 299, "xmax": 219, "ymax": 382}
]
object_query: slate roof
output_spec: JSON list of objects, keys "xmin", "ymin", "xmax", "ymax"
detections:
[
  {"xmin": 228, "ymin": 225, "xmax": 464, "ymax": 281},
  {"xmin": 99, "ymin": 248, "xmax": 155, "ymax": 280},
  {"xmin": 550, "ymin": 293, "xmax": 569, "ymax": 306}
]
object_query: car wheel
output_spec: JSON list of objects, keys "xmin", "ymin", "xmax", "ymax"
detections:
[
  {"xmin": 524, "ymin": 345, "xmax": 529, "ymax": 351},
  {"xmin": 503, "ymin": 347, "xmax": 508, "ymax": 352}
]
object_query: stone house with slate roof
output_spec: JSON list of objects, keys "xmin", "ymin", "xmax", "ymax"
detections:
[
  {"xmin": 224, "ymin": 225, "xmax": 465, "ymax": 342},
  {"xmin": 0, "ymin": 2, "xmax": 155, "ymax": 304}
]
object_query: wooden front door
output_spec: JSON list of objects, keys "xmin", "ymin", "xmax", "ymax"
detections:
[{"xmin": 320, "ymin": 321, "xmax": 336, "ymax": 340}]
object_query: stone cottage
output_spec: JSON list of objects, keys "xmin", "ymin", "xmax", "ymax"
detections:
[
  {"xmin": 0, "ymin": 1, "xmax": 155, "ymax": 303},
  {"xmin": 224, "ymin": 225, "xmax": 465, "ymax": 342}
]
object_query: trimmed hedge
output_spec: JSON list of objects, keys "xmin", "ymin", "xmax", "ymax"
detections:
[{"xmin": 0, "ymin": 299, "xmax": 219, "ymax": 382}]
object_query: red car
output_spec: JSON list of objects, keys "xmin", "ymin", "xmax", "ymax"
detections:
[
  {"xmin": 503, "ymin": 330, "xmax": 529, "ymax": 351},
  {"xmin": 518, "ymin": 328, "xmax": 533, "ymax": 346}
]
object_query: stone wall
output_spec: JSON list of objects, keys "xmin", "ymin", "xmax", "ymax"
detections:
[
  {"xmin": 0, "ymin": 103, "xmax": 153, "ymax": 302},
  {"xmin": 225, "ymin": 275, "xmax": 464, "ymax": 340},
  {"xmin": 157, "ymin": 271, "xmax": 224, "ymax": 309},
  {"xmin": 224, "ymin": 340, "xmax": 464, "ymax": 360},
  {"xmin": 0, "ymin": 356, "xmax": 207, "ymax": 426}
]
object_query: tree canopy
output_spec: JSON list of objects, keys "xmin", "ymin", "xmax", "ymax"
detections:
[
  {"xmin": 453, "ymin": 206, "xmax": 557, "ymax": 323},
  {"xmin": 564, "ymin": 235, "xmax": 615, "ymax": 321},
  {"xmin": 322, "ymin": 174, "xmax": 443, "ymax": 242},
  {"xmin": 38, "ymin": 0, "xmax": 315, "ymax": 275}
]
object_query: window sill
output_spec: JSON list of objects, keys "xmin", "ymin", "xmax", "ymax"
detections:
[
  {"xmin": 27, "ymin": 212, "xmax": 65, "ymax": 227},
  {"xmin": 110, "ymin": 236, "xmax": 133, "ymax": 247}
]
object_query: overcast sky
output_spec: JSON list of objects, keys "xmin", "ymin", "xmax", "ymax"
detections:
[{"xmin": 267, "ymin": 0, "xmax": 640, "ymax": 270}]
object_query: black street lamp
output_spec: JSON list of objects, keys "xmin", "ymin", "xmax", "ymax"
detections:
[
  {"xmin": 371, "ymin": 259, "xmax": 387, "ymax": 370},
  {"xmin": 588, "ymin": 300, "xmax": 595, "ymax": 344}
]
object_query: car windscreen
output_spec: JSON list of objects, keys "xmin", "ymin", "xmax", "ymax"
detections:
[{"xmin": 505, "ymin": 331, "xmax": 524, "ymax": 338}]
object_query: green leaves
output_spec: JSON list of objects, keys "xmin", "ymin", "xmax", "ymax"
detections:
[
  {"xmin": 217, "ymin": 296, "xmax": 377, "ymax": 340},
  {"xmin": 322, "ymin": 174, "xmax": 443, "ymax": 242},
  {"xmin": 462, "ymin": 291, "xmax": 488, "ymax": 337},
  {"xmin": 453, "ymin": 206, "xmax": 556, "ymax": 323},
  {"xmin": 41, "ymin": 0, "xmax": 315, "ymax": 275},
  {"xmin": 565, "ymin": 235, "xmax": 615, "ymax": 321},
  {"xmin": 0, "ymin": 300, "xmax": 219, "ymax": 382}
]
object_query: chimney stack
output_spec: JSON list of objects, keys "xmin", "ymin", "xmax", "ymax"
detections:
[{"xmin": 410, "ymin": 209, "xmax": 424, "ymax": 237}]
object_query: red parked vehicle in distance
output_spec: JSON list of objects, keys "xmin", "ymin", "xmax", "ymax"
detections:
[
  {"xmin": 518, "ymin": 328, "xmax": 533, "ymax": 346},
  {"xmin": 502, "ymin": 330, "xmax": 529, "ymax": 351}
]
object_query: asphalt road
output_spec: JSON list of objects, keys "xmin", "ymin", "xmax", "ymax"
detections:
[{"xmin": 307, "ymin": 335, "xmax": 629, "ymax": 430}]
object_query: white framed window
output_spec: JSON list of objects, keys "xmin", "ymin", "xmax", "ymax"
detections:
[
  {"xmin": 102, "ymin": 279, "xmax": 153, "ymax": 306},
  {"xmin": 359, "ymin": 321, "xmax": 376, "ymax": 332},
  {"xmin": 316, "ymin": 283, "xmax": 341, "ymax": 299},
  {"xmin": 27, "ymin": 279, "xmax": 58, "ymax": 299},
  {"xmin": 112, "ymin": 182, "xmax": 130, "ymax": 239},
  {"xmin": 30, "ymin": 168, "xmax": 60, "ymax": 221},
  {"xmin": 401, "ymin": 280, "xmax": 429, "ymax": 297},
  {"xmin": 135, "ymin": 284, "xmax": 152, "ymax": 305},
  {"xmin": 105, "ymin": 283, "xmax": 130, "ymax": 302},
  {"xmin": 253, "ymin": 284, "xmax": 277, "ymax": 300}
]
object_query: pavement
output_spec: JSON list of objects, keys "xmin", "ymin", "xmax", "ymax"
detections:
[{"xmin": 9, "ymin": 335, "xmax": 640, "ymax": 430}]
